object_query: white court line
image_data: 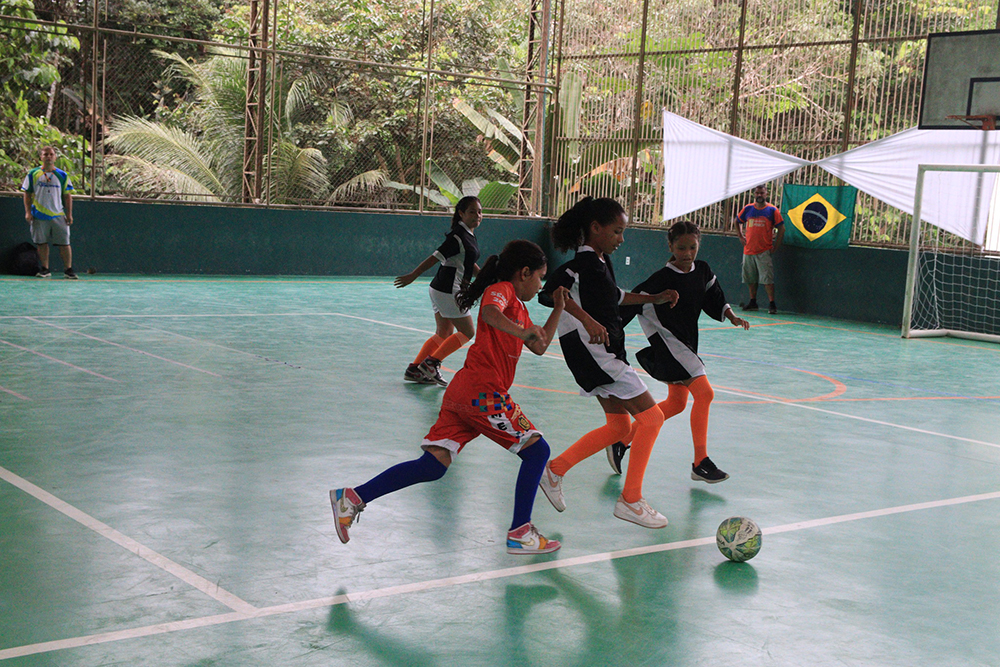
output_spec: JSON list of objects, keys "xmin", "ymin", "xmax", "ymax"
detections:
[
  {"xmin": 26, "ymin": 318, "xmax": 222, "ymax": 378},
  {"xmin": 0, "ymin": 385, "xmax": 30, "ymax": 401},
  {"xmin": 0, "ymin": 465, "xmax": 256, "ymax": 617},
  {"xmin": 0, "ymin": 338, "xmax": 119, "ymax": 382},
  {"xmin": 3, "ymin": 488, "xmax": 1000, "ymax": 661},
  {"xmin": 715, "ymin": 387, "xmax": 1000, "ymax": 449}
]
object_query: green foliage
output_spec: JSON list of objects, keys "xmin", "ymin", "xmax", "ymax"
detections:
[{"xmin": 0, "ymin": 0, "xmax": 85, "ymax": 188}]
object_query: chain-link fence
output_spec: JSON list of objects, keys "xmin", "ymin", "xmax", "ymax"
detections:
[{"xmin": 3, "ymin": 0, "xmax": 999, "ymax": 247}]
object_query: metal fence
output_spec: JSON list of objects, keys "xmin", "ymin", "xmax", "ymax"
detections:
[{"xmin": 3, "ymin": 0, "xmax": 999, "ymax": 247}]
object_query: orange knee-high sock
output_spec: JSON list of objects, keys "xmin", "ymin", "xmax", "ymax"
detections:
[
  {"xmin": 688, "ymin": 376, "xmax": 714, "ymax": 465},
  {"xmin": 413, "ymin": 335, "xmax": 445, "ymax": 364},
  {"xmin": 430, "ymin": 331, "xmax": 470, "ymax": 362},
  {"xmin": 621, "ymin": 405, "xmax": 665, "ymax": 503},
  {"xmin": 550, "ymin": 412, "xmax": 632, "ymax": 477},
  {"xmin": 621, "ymin": 384, "xmax": 688, "ymax": 446}
]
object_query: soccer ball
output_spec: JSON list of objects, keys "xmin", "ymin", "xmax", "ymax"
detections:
[{"xmin": 716, "ymin": 516, "xmax": 762, "ymax": 562}]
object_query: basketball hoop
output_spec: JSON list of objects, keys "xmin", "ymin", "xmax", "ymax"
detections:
[{"xmin": 946, "ymin": 114, "xmax": 998, "ymax": 130}]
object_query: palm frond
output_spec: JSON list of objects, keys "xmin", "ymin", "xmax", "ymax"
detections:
[
  {"xmin": 105, "ymin": 116, "xmax": 227, "ymax": 195},
  {"xmin": 107, "ymin": 154, "xmax": 221, "ymax": 201},
  {"xmin": 331, "ymin": 169, "xmax": 388, "ymax": 201}
]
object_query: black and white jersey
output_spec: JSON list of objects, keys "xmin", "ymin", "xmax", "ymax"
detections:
[
  {"xmin": 540, "ymin": 247, "xmax": 630, "ymax": 392},
  {"xmin": 622, "ymin": 259, "xmax": 731, "ymax": 383},
  {"xmin": 429, "ymin": 222, "xmax": 479, "ymax": 295}
]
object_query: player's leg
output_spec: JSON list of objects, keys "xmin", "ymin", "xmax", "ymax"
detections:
[
  {"xmin": 508, "ymin": 434, "xmax": 560, "ymax": 554},
  {"xmin": 742, "ymin": 254, "xmax": 759, "ymax": 310},
  {"xmin": 687, "ymin": 376, "xmax": 728, "ymax": 483},
  {"xmin": 607, "ymin": 383, "xmax": 688, "ymax": 474}
]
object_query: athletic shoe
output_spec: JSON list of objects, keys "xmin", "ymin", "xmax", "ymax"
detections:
[
  {"xmin": 742, "ymin": 300, "xmax": 758, "ymax": 311},
  {"xmin": 605, "ymin": 441, "xmax": 629, "ymax": 475},
  {"xmin": 330, "ymin": 487, "xmax": 365, "ymax": 544},
  {"xmin": 64, "ymin": 267, "xmax": 78, "ymax": 280},
  {"xmin": 506, "ymin": 522, "xmax": 561, "ymax": 554},
  {"xmin": 404, "ymin": 363, "xmax": 430, "ymax": 383},
  {"xmin": 691, "ymin": 456, "xmax": 729, "ymax": 484},
  {"xmin": 613, "ymin": 495, "xmax": 668, "ymax": 528},
  {"xmin": 36, "ymin": 267, "xmax": 51, "ymax": 278},
  {"xmin": 417, "ymin": 358, "xmax": 448, "ymax": 387},
  {"xmin": 768, "ymin": 302, "xmax": 777, "ymax": 314},
  {"xmin": 538, "ymin": 462, "xmax": 565, "ymax": 512}
]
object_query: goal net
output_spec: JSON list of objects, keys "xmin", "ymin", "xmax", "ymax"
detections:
[{"xmin": 902, "ymin": 164, "xmax": 1000, "ymax": 343}]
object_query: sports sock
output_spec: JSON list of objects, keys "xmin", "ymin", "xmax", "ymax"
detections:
[
  {"xmin": 413, "ymin": 335, "xmax": 445, "ymax": 365},
  {"xmin": 354, "ymin": 450, "xmax": 448, "ymax": 503},
  {"xmin": 431, "ymin": 331, "xmax": 470, "ymax": 361},
  {"xmin": 621, "ymin": 405, "xmax": 665, "ymax": 503},
  {"xmin": 688, "ymin": 376, "xmax": 714, "ymax": 465},
  {"xmin": 550, "ymin": 412, "xmax": 631, "ymax": 476},
  {"xmin": 510, "ymin": 437, "xmax": 550, "ymax": 530},
  {"xmin": 621, "ymin": 384, "xmax": 687, "ymax": 446}
]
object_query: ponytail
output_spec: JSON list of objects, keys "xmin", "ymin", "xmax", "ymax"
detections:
[
  {"xmin": 551, "ymin": 197, "xmax": 626, "ymax": 252},
  {"xmin": 456, "ymin": 240, "xmax": 547, "ymax": 311}
]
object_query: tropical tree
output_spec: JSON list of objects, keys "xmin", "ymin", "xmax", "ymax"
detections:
[{"xmin": 104, "ymin": 50, "xmax": 329, "ymax": 203}]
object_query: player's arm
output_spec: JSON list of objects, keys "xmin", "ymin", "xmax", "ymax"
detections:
[
  {"xmin": 772, "ymin": 224, "xmax": 784, "ymax": 252},
  {"xmin": 23, "ymin": 191, "xmax": 32, "ymax": 223},
  {"xmin": 524, "ymin": 286, "xmax": 567, "ymax": 355},
  {"xmin": 63, "ymin": 190, "xmax": 73, "ymax": 225},
  {"xmin": 394, "ymin": 254, "xmax": 438, "ymax": 288},
  {"xmin": 560, "ymin": 295, "xmax": 610, "ymax": 345},
  {"xmin": 723, "ymin": 306, "xmax": 750, "ymax": 330},
  {"xmin": 478, "ymin": 302, "xmax": 549, "ymax": 356},
  {"xmin": 621, "ymin": 289, "xmax": 678, "ymax": 307}
]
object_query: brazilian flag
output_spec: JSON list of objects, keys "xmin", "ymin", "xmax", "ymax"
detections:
[{"xmin": 780, "ymin": 184, "xmax": 857, "ymax": 249}]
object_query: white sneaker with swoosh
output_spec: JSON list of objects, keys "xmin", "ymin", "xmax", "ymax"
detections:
[
  {"xmin": 538, "ymin": 463, "xmax": 565, "ymax": 512},
  {"xmin": 613, "ymin": 495, "xmax": 668, "ymax": 528}
]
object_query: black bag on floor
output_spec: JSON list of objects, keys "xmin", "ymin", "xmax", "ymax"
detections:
[{"xmin": 11, "ymin": 242, "xmax": 40, "ymax": 276}]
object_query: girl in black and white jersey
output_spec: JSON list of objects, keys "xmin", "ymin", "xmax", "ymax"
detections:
[
  {"xmin": 536, "ymin": 197, "xmax": 679, "ymax": 529},
  {"xmin": 612, "ymin": 220, "xmax": 750, "ymax": 485},
  {"xmin": 395, "ymin": 196, "xmax": 482, "ymax": 387}
]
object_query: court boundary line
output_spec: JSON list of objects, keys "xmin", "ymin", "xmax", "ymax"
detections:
[
  {"xmin": 0, "ymin": 465, "xmax": 256, "ymax": 617},
  {"xmin": 26, "ymin": 318, "xmax": 223, "ymax": 378},
  {"xmin": 0, "ymin": 338, "xmax": 119, "ymax": 382},
  {"xmin": 2, "ymin": 488, "xmax": 999, "ymax": 661}
]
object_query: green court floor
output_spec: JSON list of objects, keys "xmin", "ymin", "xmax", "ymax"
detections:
[{"xmin": 1, "ymin": 275, "xmax": 998, "ymax": 666}]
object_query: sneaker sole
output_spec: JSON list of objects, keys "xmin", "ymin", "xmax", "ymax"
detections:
[
  {"xmin": 613, "ymin": 507, "xmax": 668, "ymax": 528},
  {"xmin": 605, "ymin": 445, "xmax": 622, "ymax": 475},
  {"xmin": 329, "ymin": 489, "xmax": 350, "ymax": 544},
  {"xmin": 507, "ymin": 542, "xmax": 561, "ymax": 555},
  {"xmin": 691, "ymin": 472, "xmax": 730, "ymax": 484}
]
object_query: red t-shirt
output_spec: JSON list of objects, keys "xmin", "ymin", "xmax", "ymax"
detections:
[
  {"xmin": 443, "ymin": 281, "xmax": 530, "ymax": 407},
  {"xmin": 738, "ymin": 202, "xmax": 783, "ymax": 255}
]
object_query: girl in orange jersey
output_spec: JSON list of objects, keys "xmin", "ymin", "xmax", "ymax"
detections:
[{"xmin": 332, "ymin": 240, "xmax": 569, "ymax": 554}]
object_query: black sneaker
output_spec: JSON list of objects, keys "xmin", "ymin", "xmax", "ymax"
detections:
[
  {"xmin": 768, "ymin": 302, "xmax": 777, "ymax": 314},
  {"xmin": 691, "ymin": 456, "xmax": 729, "ymax": 483},
  {"xmin": 36, "ymin": 267, "xmax": 51, "ymax": 278},
  {"xmin": 605, "ymin": 441, "xmax": 629, "ymax": 475},
  {"xmin": 64, "ymin": 267, "xmax": 78, "ymax": 280},
  {"xmin": 404, "ymin": 363, "xmax": 429, "ymax": 383},
  {"xmin": 417, "ymin": 357, "xmax": 448, "ymax": 387},
  {"xmin": 742, "ymin": 300, "xmax": 758, "ymax": 311}
]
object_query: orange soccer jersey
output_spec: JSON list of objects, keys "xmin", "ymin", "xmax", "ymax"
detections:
[{"xmin": 738, "ymin": 202, "xmax": 783, "ymax": 255}]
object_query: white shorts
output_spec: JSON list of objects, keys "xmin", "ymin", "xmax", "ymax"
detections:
[
  {"xmin": 429, "ymin": 287, "xmax": 470, "ymax": 320},
  {"xmin": 30, "ymin": 216, "xmax": 70, "ymax": 245},
  {"xmin": 579, "ymin": 365, "xmax": 649, "ymax": 400}
]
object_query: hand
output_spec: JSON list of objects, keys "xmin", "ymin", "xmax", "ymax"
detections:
[
  {"xmin": 730, "ymin": 315, "xmax": 750, "ymax": 330},
  {"xmin": 25, "ymin": 212, "xmax": 32, "ymax": 223},
  {"xmin": 393, "ymin": 272, "xmax": 416, "ymax": 288},
  {"xmin": 65, "ymin": 216, "xmax": 73, "ymax": 226},
  {"xmin": 582, "ymin": 317, "xmax": 608, "ymax": 345},
  {"xmin": 550, "ymin": 286, "xmax": 569, "ymax": 310},
  {"xmin": 653, "ymin": 289, "xmax": 679, "ymax": 307}
]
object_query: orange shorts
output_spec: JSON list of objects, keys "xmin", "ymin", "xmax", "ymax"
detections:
[{"xmin": 422, "ymin": 392, "xmax": 540, "ymax": 455}]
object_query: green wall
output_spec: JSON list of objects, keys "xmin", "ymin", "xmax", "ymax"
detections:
[{"xmin": 1, "ymin": 197, "xmax": 907, "ymax": 325}]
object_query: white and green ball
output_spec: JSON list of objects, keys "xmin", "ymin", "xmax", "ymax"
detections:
[{"xmin": 716, "ymin": 516, "xmax": 762, "ymax": 562}]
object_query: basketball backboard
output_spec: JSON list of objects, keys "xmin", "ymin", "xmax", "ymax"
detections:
[{"xmin": 919, "ymin": 29, "xmax": 1000, "ymax": 130}]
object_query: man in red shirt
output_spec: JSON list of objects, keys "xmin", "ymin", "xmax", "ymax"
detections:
[{"xmin": 735, "ymin": 185, "xmax": 784, "ymax": 314}]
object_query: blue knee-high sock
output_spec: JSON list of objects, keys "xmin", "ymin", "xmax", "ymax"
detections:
[
  {"xmin": 354, "ymin": 451, "xmax": 448, "ymax": 503},
  {"xmin": 511, "ymin": 437, "xmax": 550, "ymax": 531}
]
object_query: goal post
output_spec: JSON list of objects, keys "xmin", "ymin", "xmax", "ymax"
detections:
[{"xmin": 902, "ymin": 163, "xmax": 1000, "ymax": 343}]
